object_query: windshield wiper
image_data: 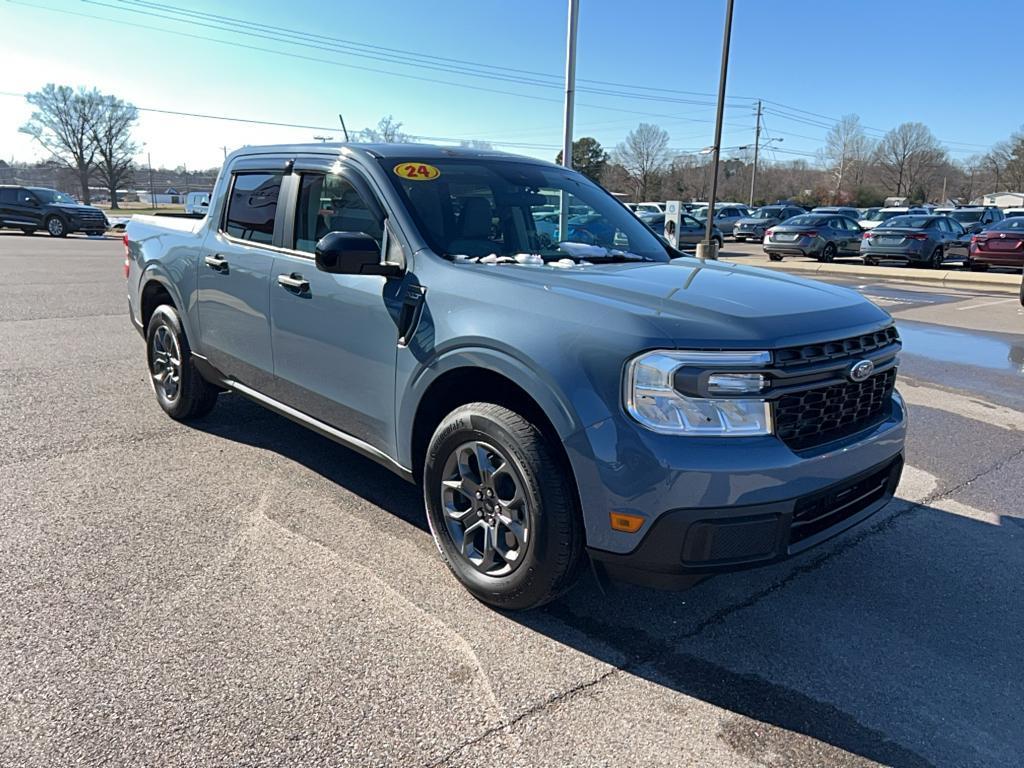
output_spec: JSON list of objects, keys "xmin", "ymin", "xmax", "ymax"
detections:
[{"xmin": 556, "ymin": 242, "xmax": 651, "ymax": 262}]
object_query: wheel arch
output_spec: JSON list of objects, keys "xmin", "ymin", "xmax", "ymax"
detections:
[
  {"xmin": 405, "ymin": 359, "xmax": 583, "ymax": 501},
  {"xmin": 138, "ymin": 270, "xmax": 195, "ymax": 342}
]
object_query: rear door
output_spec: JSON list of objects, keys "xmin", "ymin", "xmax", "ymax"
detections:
[
  {"xmin": 197, "ymin": 160, "xmax": 288, "ymax": 390},
  {"xmin": 5, "ymin": 188, "xmax": 43, "ymax": 229},
  {"xmin": 268, "ymin": 159, "xmax": 405, "ymax": 453}
]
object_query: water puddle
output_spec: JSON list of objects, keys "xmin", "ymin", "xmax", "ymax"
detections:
[{"xmin": 897, "ymin": 320, "xmax": 1024, "ymax": 375}]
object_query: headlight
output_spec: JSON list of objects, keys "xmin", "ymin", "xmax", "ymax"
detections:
[{"xmin": 624, "ymin": 351, "xmax": 773, "ymax": 436}]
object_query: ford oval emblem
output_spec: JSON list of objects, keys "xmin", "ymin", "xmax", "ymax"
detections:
[{"xmin": 848, "ymin": 359, "xmax": 875, "ymax": 382}]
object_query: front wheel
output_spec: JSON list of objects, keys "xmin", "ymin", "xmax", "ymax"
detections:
[
  {"xmin": 146, "ymin": 305, "xmax": 219, "ymax": 420},
  {"xmin": 45, "ymin": 216, "xmax": 67, "ymax": 238},
  {"xmin": 423, "ymin": 403, "xmax": 584, "ymax": 610},
  {"xmin": 713, "ymin": 236, "xmax": 723, "ymax": 251}
]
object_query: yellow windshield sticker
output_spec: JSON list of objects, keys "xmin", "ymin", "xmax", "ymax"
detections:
[{"xmin": 394, "ymin": 162, "xmax": 441, "ymax": 181}]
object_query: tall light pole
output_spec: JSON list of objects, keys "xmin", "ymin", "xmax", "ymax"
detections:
[
  {"xmin": 700, "ymin": 0, "xmax": 735, "ymax": 261},
  {"xmin": 558, "ymin": 0, "xmax": 580, "ymax": 242}
]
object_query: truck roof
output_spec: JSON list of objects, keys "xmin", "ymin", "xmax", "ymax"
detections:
[{"xmin": 228, "ymin": 142, "xmax": 553, "ymax": 166}]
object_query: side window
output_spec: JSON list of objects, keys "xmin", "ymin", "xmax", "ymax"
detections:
[
  {"xmin": 0, "ymin": 189, "xmax": 15, "ymax": 204},
  {"xmin": 294, "ymin": 173, "xmax": 383, "ymax": 254},
  {"xmin": 223, "ymin": 171, "xmax": 283, "ymax": 245},
  {"xmin": 936, "ymin": 218, "xmax": 951, "ymax": 233}
]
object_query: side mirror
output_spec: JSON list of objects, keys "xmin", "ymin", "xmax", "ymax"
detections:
[{"xmin": 315, "ymin": 231, "xmax": 400, "ymax": 276}]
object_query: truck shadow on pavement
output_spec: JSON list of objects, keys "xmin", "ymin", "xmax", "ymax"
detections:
[{"xmin": 193, "ymin": 396, "xmax": 1021, "ymax": 768}]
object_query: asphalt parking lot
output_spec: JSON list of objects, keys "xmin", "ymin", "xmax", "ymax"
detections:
[{"xmin": 2, "ymin": 231, "xmax": 1022, "ymax": 767}]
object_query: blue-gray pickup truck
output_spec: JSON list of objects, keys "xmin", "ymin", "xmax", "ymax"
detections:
[{"xmin": 125, "ymin": 143, "xmax": 906, "ymax": 610}]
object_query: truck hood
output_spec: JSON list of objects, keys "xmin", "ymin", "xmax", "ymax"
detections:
[{"xmin": 465, "ymin": 257, "xmax": 891, "ymax": 348}]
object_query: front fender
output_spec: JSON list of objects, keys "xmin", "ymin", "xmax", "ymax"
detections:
[{"xmin": 396, "ymin": 345, "xmax": 594, "ymax": 469}]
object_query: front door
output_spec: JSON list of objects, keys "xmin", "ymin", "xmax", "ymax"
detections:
[
  {"xmin": 196, "ymin": 168, "xmax": 285, "ymax": 391},
  {"xmin": 269, "ymin": 165, "xmax": 403, "ymax": 454}
]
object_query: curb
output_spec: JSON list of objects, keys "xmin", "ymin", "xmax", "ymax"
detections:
[{"xmin": 719, "ymin": 253, "xmax": 1022, "ymax": 294}]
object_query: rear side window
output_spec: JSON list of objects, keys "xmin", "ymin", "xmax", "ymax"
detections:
[
  {"xmin": 0, "ymin": 189, "xmax": 16, "ymax": 203},
  {"xmin": 223, "ymin": 172, "xmax": 283, "ymax": 245},
  {"xmin": 294, "ymin": 173, "xmax": 383, "ymax": 253}
]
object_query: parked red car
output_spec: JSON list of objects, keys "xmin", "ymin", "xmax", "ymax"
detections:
[{"xmin": 966, "ymin": 218, "xmax": 1024, "ymax": 271}]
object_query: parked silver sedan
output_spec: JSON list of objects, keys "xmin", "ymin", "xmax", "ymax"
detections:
[
  {"xmin": 861, "ymin": 214, "xmax": 968, "ymax": 268},
  {"xmin": 763, "ymin": 213, "xmax": 863, "ymax": 262}
]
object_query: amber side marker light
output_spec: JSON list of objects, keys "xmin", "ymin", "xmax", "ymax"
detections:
[{"xmin": 609, "ymin": 512, "xmax": 645, "ymax": 533}]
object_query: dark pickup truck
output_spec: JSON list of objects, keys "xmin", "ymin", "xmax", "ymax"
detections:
[
  {"xmin": 0, "ymin": 185, "xmax": 108, "ymax": 237},
  {"xmin": 125, "ymin": 143, "xmax": 906, "ymax": 610}
]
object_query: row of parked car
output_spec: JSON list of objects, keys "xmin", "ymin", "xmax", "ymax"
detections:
[{"xmin": 629, "ymin": 200, "xmax": 1024, "ymax": 271}]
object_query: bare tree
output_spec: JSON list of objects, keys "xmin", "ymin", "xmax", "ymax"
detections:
[
  {"xmin": 821, "ymin": 114, "xmax": 872, "ymax": 202},
  {"xmin": 90, "ymin": 95, "xmax": 139, "ymax": 209},
  {"xmin": 361, "ymin": 114, "xmax": 411, "ymax": 143},
  {"xmin": 20, "ymin": 84, "xmax": 103, "ymax": 203},
  {"xmin": 614, "ymin": 123, "xmax": 670, "ymax": 200},
  {"xmin": 874, "ymin": 122, "xmax": 946, "ymax": 197}
]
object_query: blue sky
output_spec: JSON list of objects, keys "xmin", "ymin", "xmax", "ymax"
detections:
[{"xmin": 0, "ymin": 0, "xmax": 1019, "ymax": 170}]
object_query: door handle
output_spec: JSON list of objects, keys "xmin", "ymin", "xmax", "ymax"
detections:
[
  {"xmin": 204, "ymin": 254, "xmax": 228, "ymax": 272},
  {"xmin": 277, "ymin": 273, "xmax": 310, "ymax": 293}
]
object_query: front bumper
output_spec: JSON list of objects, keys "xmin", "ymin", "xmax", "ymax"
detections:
[
  {"xmin": 564, "ymin": 385, "xmax": 907, "ymax": 584},
  {"xmin": 588, "ymin": 454, "xmax": 903, "ymax": 588}
]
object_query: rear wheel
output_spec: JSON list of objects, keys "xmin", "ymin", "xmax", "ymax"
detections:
[
  {"xmin": 45, "ymin": 215, "xmax": 67, "ymax": 238},
  {"xmin": 145, "ymin": 305, "xmax": 219, "ymax": 421},
  {"xmin": 928, "ymin": 246, "xmax": 944, "ymax": 269},
  {"xmin": 713, "ymin": 236, "xmax": 723, "ymax": 251},
  {"xmin": 864, "ymin": 256, "xmax": 879, "ymax": 267},
  {"xmin": 818, "ymin": 242, "xmax": 837, "ymax": 262},
  {"xmin": 20, "ymin": 227, "xmax": 36, "ymax": 235},
  {"xmin": 966, "ymin": 259, "xmax": 988, "ymax": 272},
  {"xmin": 423, "ymin": 403, "xmax": 584, "ymax": 610}
]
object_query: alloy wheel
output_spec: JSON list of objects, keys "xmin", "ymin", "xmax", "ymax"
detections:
[
  {"xmin": 150, "ymin": 324, "xmax": 182, "ymax": 401},
  {"xmin": 440, "ymin": 440, "xmax": 530, "ymax": 577},
  {"xmin": 47, "ymin": 217, "xmax": 64, "ymax": 236}
]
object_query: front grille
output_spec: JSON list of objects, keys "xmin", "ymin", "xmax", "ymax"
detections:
[
  {"xmin": 789, "ymin": 457, "xmax": 900, "ymax": 545},
  {"xmin": 774, "ymin": 327, "xmax": 899, "ymax": 368},
  {"xmin": 774, "ymin": 368, "xmax": 896, "ymax": 450}
]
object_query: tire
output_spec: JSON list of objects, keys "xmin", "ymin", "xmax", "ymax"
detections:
[
  {"xmin": 145, "ymin": 304, "xmax": 218, "ymax": 421},
  {"xmin": 87, "ymin": 231, "xmax": 105, "ymax": 237},
  {"xmin": 818, "ymin": 242, "xmax": 837, "ymax": 263},
  {"xmin": 45, "ymin": 215, "xmax": 67, "ymax": 238},
  {"xmin": 928, "ymin": 246, "xmax": 944, "ymax": 269},
  {"xmin": 423, "ymin": 402, "xmax": 584, "ymax": 610},
  {"xmin": 713, "ymin": 236, "xmax": 723, "ymax": 251},
  {"xmin": 864, "ymin": 257, "xmax": 878, "ymax": 267},
  {"xmin": 20, "ymin": 227, "xmax": 36, "ymax": 236},
  {"xmin": 769, "ymin": 253, "xmax": 783, "ymax": 262},
  {"xmin": 734, "ymin": 236, "xmax": 746, "ymax": 243},
  {"xmin": 966, "ymin": 259, "xmax": 988, "ymax": 272}
]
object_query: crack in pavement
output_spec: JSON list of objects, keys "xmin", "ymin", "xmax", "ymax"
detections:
[{"xmin": 425, "ymin": 667, "xmax": 619, "ymax": 768}]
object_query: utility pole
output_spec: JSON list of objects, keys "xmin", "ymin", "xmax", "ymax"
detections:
[
  {"xmin": 700, "ymin": 0, "xmax": 735, "ymax": 261},
  {"xmin": 748, "ymin": 99, "xmax": 762, "ymax": 207},
  {"xmin": 147, "ymin": 151, "xmax": 157, "ymax": 210},
  {"xmin": 219, "ymin": 146, "xmax": 228, "ymax": 161},
  {"xmin": 558, "ymin": 0, "xmax": 580, "ymax": 244}
]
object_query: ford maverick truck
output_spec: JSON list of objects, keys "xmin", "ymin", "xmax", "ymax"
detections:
[{"xmin": 125, "ymin": 143, "xmax": 906, "ymax": 610}]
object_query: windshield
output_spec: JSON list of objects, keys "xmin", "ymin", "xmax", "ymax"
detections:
[
  {"xmin": 950, "ymin": 210, "xmax": 983, "ymax": 224},
  {"xmin": 991, "ymin": 218, "xmax": 1024, "ymax": 231},
  {"xmin": 780, "ymin": 214, "xmax": 827, "ymax": 228},
  {"xmin": 864, "ymin": 209, "xmax": 905, "ymax": 222},
  {"xmin": 749, "ymin": 207, "xmax": 784, "ymax": 219},
  {"xmin": 29, "ymin": 187, "xmax": 75, "ymax": 204},
  {"xmin": 382, "ymin": 158, "xmax": 670, "ymax": 262},
  {"xmin": 880, "ymin": 215, "xmax": 931, "ymax": 229}
]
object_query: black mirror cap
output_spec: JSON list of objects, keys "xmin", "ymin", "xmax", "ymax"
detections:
[{"xmin": 314, "ymin": 231, "xmax": 401, "ymax": 276}]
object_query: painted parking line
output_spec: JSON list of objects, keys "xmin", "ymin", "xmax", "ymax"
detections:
[
  {"xmin": 898, "ymin": 382, "xmax": 1024, "ymax": 431},
  {"xmin": 954, "ymin": 297, "xmax": 1018, "ymax": 311}
]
